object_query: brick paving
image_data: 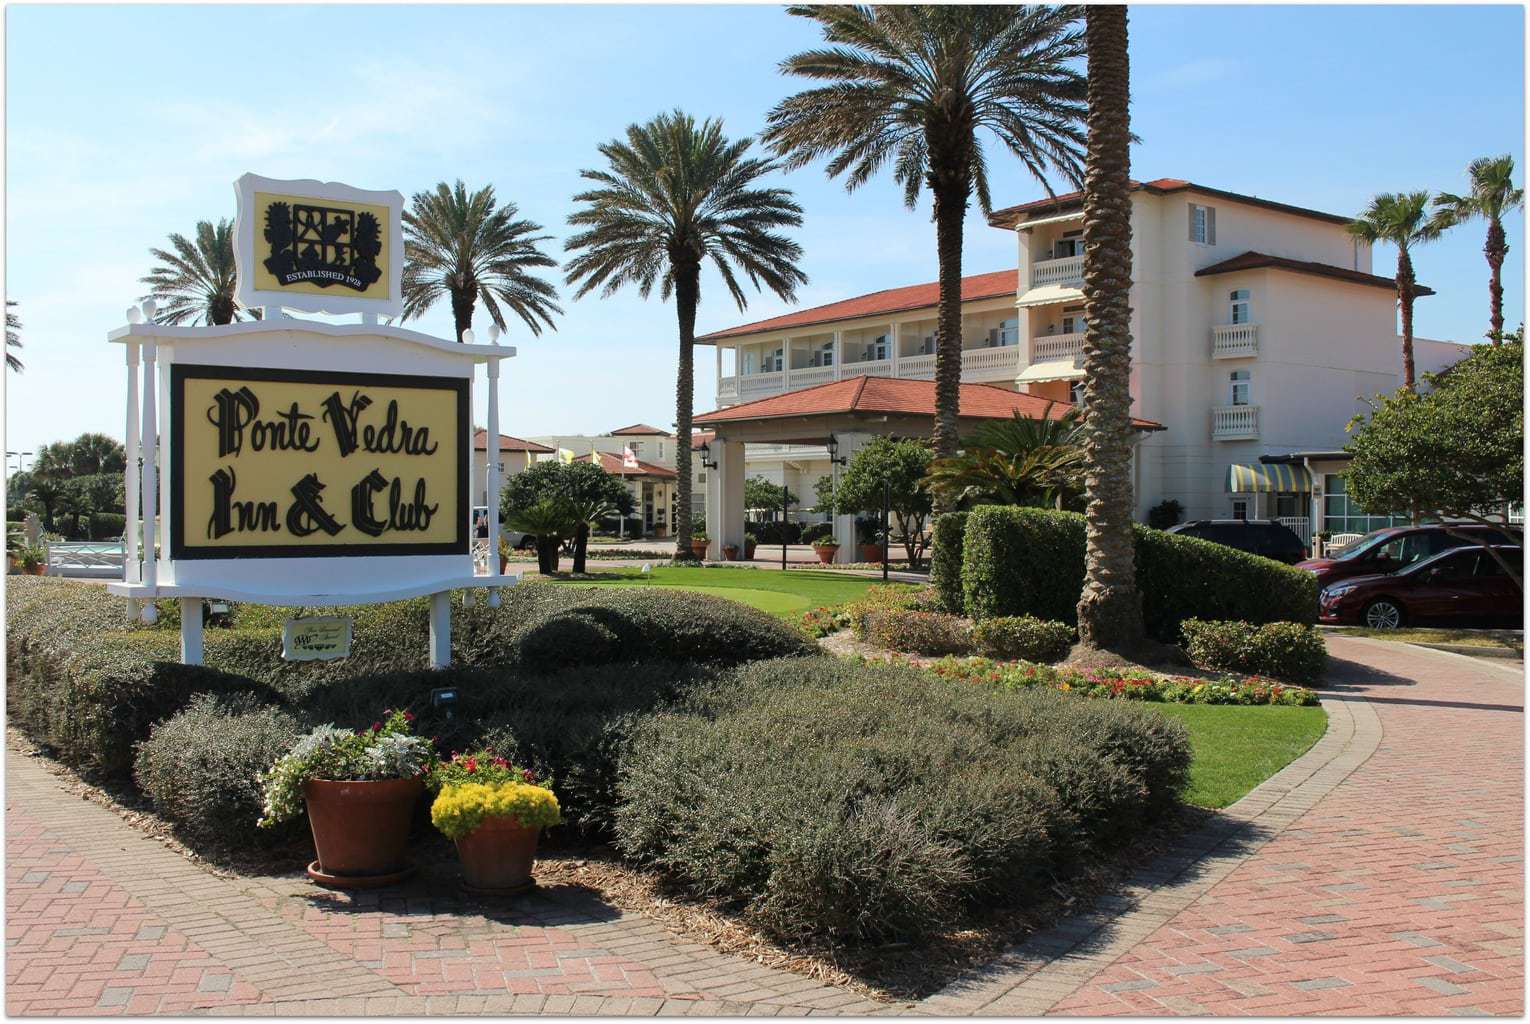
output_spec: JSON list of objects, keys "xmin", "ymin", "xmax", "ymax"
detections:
[{"xmin": 6, "ymin": 637, "xmax": 1522, "ymax": 1016}]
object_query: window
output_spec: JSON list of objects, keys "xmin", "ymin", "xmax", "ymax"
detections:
[
  {"xmin": 1070, "ymin": 379, "xmax": 1087, "ymax": 406},
  {"xmin": 990, "ymin": 317, "xmax": 1019, "ymax": 347},
  {"xmin": 742, "ymin": 350, "xmax": 758, "ymax": 375},
  {"xmin": 1231, "ymin": 499, "xmax": 1249, "ymax": 521},
  {"xmin": 861, "ymin": 334, "xmax": 889, "ymax": 362},
  {"xmin": 1053, "ymin": 230, "xmax": 1083, "ymax": 258},
  {"xmin": 1229, "ymin": 369, "xmax": 1251, "ymax": 406},
  {"xmin": 1189, "ymin": 203, "xmax": 1217, "ymax": 245},
  {"xmin": 764, "ymin": 346, "xmax": 784, "ymax": 372},
  {"xmin": 628, "ymin": 441, "xmax": 642, "ymax": 455},
  {"xmin": 1322, "ymin": 474, "xmax": 1411, "ymax": 537},
  {"xmin": 1230, "ymin": 289, "xmax": 1251, "ymax": 325},
  {"xmin": 817, "ymin": 341, "xmax": 835, "ymax": 367},
  {"xmin": 1275, "ymin": 493, "xmax": 1301, "ymax": 518},
  {"xmin": 697, "ymin": 471, "xmax": 707, "ymax": 484}
]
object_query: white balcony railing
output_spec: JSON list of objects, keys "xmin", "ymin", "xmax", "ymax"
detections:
[
  {"xmin": 899, "ymin": 354, "xmax": 937, "ymax": 379},
  {"xmin": 1028, "ymin": 254, "xmax": 1085, "ymax": 290},
  {"xmin": 1211, "ymin": 404, "xmax": 1261, "ymax": 440},
  {"xmin": 840, "ymin": 357, "xmax": 892, "ymax": 377},
  {"xmin": 1031, "ymin": 332, "xmax": 1086, "ymax": 362},
  {"xmin": 961, "ymin": 346, "xmax": 1021, "ymax": 378},
  {"xmin": 739, "ymin": 372, "xmax": 784, "ymax": 397},
  {"xmin": 790, "ymin": 365, "xmax": 836, "ymax": 387},
  {"xmin": 717, "ymin": 376, "xmax": 740, "ymax": 401},
  {"xmin": 1212, "ymin": 323, "xmax": 1260, "ymax": 359}
]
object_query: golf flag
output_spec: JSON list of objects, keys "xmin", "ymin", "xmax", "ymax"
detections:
[{"xmin": 557, "ymin": 448, "xmax": 575, "ymax": 464}]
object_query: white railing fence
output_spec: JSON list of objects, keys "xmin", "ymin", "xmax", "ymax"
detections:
[
  {"xmin": 46, "ymin": 541, "xmax": 127, "ymax": 578},
  {"xmin": 1212, "ymin": 323, "xmax": 1260, "ymax": 359},
  {"xmin": 1277, "ymin": 516, "xmax": 1311, "ymax": 543},
  {"xmin": 1211, "ymin": 404, "xmax": 1261, "ymax": 440},
  {"xmin": 1031, "ymin": 332, "xmax": 1086, "ymax": 362},
  {"xmin": 1028, "ymin": 254, "xmax": 1085, "ymax": 289},
  {"xmin": 789, "ymin": 366, "xmax": 835, "ymax": 387},
  {"xmin": 961, "ymin": 346, "xmax": 1021, "ymax": 375}
]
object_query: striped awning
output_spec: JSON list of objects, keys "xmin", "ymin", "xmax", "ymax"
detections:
[{"xmin": 1226, "ymin": 463, "xmax": 1313, "ymax": 493}]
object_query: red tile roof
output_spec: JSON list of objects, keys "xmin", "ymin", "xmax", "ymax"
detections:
[
  {"xmin": 575, "ymin": 450, "xmax": 678, "ymax": 479},
  {"xmin": 608, "ymin": 423, "xmax": 674, "ymax": 436},
  {"xmin": 697, "ymin": 269, "xmax": 1018, "ymax": 342},
  {"xmin": 694, "ymin": 375, "xmax": 1161, "ymax": 430},
  {"xmin": 473, "ymin": 429, "xmax": 553, "ymax": 453},
  {"xmin": 988, "ymin": 178, "xmax": 1352, "ymax": 229},
  {"xmin": 690, "ymin": 430, "xmax": 716, "ymax": 450},
  {"xmin": 1194, "ymin": 250, "xmax": 1432, "ymax": 295}
]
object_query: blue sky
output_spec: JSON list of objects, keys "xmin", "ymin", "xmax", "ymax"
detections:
[{"xmin": 5, "ymin": 3, "xmax": 1524, "ymax": 459}]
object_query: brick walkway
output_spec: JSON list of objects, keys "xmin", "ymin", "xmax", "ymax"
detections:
[{"xmin": 6, "ymin": 637, "xmax": 1522, "ymax": 1016}]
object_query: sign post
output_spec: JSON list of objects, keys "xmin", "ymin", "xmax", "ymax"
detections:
[{"xmin": 107, "ymin": 174, "xmax": 516, "ymax": 669}]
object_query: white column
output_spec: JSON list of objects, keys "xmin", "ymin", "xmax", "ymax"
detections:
[
  {"xmin": 140, "ymin": 341, "xmax": 159, "ymax": 599},
  {"xmin": 429, "ymin": 591, "xmax": 452, "ymax": 669},
  {"xmin": 782, "ymin": 339, "xmax": 791, "ymax": 391},
  {"xmin": 705, "ymin": 438, "xmax": 745, "ymax": 561},
  {"xmin": 831, "ymin": 431, "xmax": 875, "ymax": 563},
  {"xmin": 179, "ymin": 597, "xmax": 203, "ymax": 665},
  {"xmin": 715, "ymin": 344, "xmax": 723, "ymax": 395},
  {"xmin": 485, "ymin": 357, "xmax": 502, "ymax": 579},
  {"xmin": 889, "ymin": 323, "xmax": 900, "ymax": 377},
  {"xmin": 124, "ymin": 341, "xmax": 140, "ymax": 583},
  {"xmin": 832, "ymin": 331, "xmax": 843, "ymax": 380}
]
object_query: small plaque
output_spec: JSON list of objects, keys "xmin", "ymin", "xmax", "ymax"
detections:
[{"xmin": 283, "ymin": 616, "xmax": 353, "ymax": 661}]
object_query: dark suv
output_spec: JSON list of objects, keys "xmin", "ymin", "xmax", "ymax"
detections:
[
  {"xmin": 1296, "ymin": 523, "xmax": 1523, "ymax": 588},
  {"xmin": 1166, "ymin": 520, "xmax": 1307, "ymax": 564}
]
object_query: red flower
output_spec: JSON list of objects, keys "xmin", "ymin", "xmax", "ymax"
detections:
[
  {"xmin": 403, "ymin": 711, "xmax": 416, "ymax": 723},
  {"xmin": 371, "ymin": 721, "xmax": 382, "ymax": 732},
  {"xmin": 522, "ymin": 768, "xmax": 535, "ymax": 783},
  {"xmin": 464, "ymin": 757, "xmax": 478, "ymax": 772},
  {"xmin": 493, "ymin": 757, "xmax": 509, "ymax": 770}
]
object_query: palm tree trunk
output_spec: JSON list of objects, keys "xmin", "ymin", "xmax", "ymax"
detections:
[
  {"xmin": 451, "ymin": 288, "xmax": 475, "ymax": 343},
  {"xmin": 1075, "ymin": 4, "xmax": 1145, "ymax": 654},
  {"xmin": 1486, "ymin": 218, "xmax": 1506, "ymax": 344},
  {"xmin": 673, "ymin": 261, "xmax": 700, "ymax": 562},
  {"xmin": 572, "ymin": 522, "xmax": 589, "ymax": 574},
  {"xmin": 1397, "ymin": 250, "xmax": 1417, "ymax": 391},
  {"xmin": 930, "ymin": 179, "xmax": 968, "ymax": 470}
]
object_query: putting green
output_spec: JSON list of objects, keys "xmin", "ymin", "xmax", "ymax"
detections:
[{"xmin": 560, "ymin": 581, "xmax": 811, "ymax": 616}]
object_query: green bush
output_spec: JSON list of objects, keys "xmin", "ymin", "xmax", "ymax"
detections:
[
  {"xmin": 134, "ymin": 695, "xmax": 306, "ymax": 847},
  {"xmin": 615, "ymin": 657, "xmax": 1189, "ymax": 943},
  {"xmin": 751, "ymin": 521, "xmax": 802, "ymax": 545},
  {"xmin": 89, "ymin": 512, "xmax": 127, "ymax": 540},
  {"xmin": 800, "ymin": 522, "xmax": 834, "ymax": 545},
  {"xmin": 864, "ymin": 609, "xmax": 973, "ymax": 656},
  {"xmin": 929, "ymin": 512, "xmax": 968, "ymax": 613},
  {"xmin": 971, "ymin": 616, "xmax": 1074, "ymax": 663},
  {"xmin": 1180, "ymin": 619, "xmax": 1328, "ymax": 683},
  {"xmin": 962, "ymin": 506, "xmax": 1318, "ymax": 640}
]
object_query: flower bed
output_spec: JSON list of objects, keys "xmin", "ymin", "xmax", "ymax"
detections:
[{"xmin": 925, "ymin": 655, "xmax": 1319, "ymax": 706}]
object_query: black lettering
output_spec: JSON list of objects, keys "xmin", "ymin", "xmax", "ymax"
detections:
[
  {"xmin": 360, "ymin": 400, "xmax": 439, "ymax": 456},
  {"xmin": 206, "ymin": 387, "xmax": 259, "ymax": 458},
  {"xmin": 321, "ymin": 391, "xmax": 371, "ymax": 457},
  {"xmin": 387, "ymin": 477, "xmax": 439, "ymax": 532},
  {"xmin": 349, "ymin": 469, "xmax": 390, "ymax": 537},
  {"xmin": 285, "ymin": 473, "xmax": 345, "ymax": 537},
  {"xmin": 206, "ymin": 466, "xmax": 279, "ymax": 539}
]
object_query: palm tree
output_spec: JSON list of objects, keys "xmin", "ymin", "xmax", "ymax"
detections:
[
  {"xmin": 6, "ymin": 300, "xmax": 22, "ymax": 372},
  {"xmin": 1074, "ymin": 4, "xmax": 1144, "ymax": 655},
  {"xmin": 924, "ymin": 405, "xmax": 1084, "ymax": 509},
  {"xmin": 140, "ymin": 219, "xmax": 254, "ymax": 326},
  {"xmin": 1433, "ymin": 155, "xmax": 1523, "ymax": 345},
  {"xmin": 763, "ymin": 5, "xmax": 1087, "ymax": 464},
  {"xmin": 1348, "ymin": 192, "xmax": 1441, "ymax": 390},
  {"xmin": 401, "ymin": 180, "xmax": 562, "ymax": 342},
  {"xmin": 564, "ymin": 110, "xmax": 807, "ymax": 562}
]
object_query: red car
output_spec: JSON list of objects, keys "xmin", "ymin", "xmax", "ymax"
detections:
[
  {"xmin": 1318, "ymin": 545, "xmax": 1523, "ymax": 629},
  {"xmin": 1297, "ymin": 524, "xmax": 1522, "ymax": 588}
]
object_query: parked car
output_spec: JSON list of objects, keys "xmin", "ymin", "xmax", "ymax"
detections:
[
  {"xmin": 1318, "ymin": 545, "xmax": 1522, "ymax": 629},
  {"xmin": 1297, "ymin": 523, "xmax": 1523, "ymax": 588},
  {"xmin": 1166, "ymin": 519, "xmax": 1307, "ymax": 564},
  {"xmin": 472, "ymin": 506, "xmax": 535, "ymax": 550}
]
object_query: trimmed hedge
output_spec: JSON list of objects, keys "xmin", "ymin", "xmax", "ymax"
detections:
[
  {"xmin": 615, "ymin": 657, "xmax": 1190, "ymax": 943},
  {"xmin": 1180, "ymin": 619, "xmax": 1328, "ymax": 683},
  {"xmin": 751, "ymin": 521, "xmax": 802, "ymax": 545},
  {"xmin": 864, "ymin": 609, "xmax": 973, "ymax": 656},
  {"xmin": 962, "ymin": 507, "xmax": 1318, "ymax": 640},
  {"xmin": 800, "ymin": 522, "xmax": 834, "ymax": 545},
  {"xmin": 971, "ymin": 616, "xmax": 1074, "ymax": 663},
  {"xmin": 929, "ymin": 512, "xmax": 968, "ymax": 613}
]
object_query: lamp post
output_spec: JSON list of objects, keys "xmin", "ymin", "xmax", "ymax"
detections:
[
  {"xmin": 882, "ymin": 476, "xmax": 890, "ymax": 583},
  {"xmin": 824, "ymin": 434, "xmax": 847, "ymax": 565}
]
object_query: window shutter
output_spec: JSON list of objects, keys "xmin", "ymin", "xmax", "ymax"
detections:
[
  {"xmin": 1206, "ymin": 207, "xmax": 1217, "ymax": 246},
  {"xmin": 1188, "ymin": 203, "xmax": 1197, "ymax": 242}
]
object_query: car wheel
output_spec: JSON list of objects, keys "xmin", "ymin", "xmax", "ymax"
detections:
[{"xmin": 1362, "ymin": 599, "xmax": 1405, "ymax": 630}]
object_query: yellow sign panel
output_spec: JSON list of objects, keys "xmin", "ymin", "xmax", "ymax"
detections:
[
  {"xmin": 171, "ymin": 365, "xmax": 468, "ymax": 559},
  {"xmin": 248, "ymin": 191, "xmax": 393, "ymax": 301}
]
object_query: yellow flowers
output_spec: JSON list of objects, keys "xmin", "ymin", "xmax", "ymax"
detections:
[{"xmin": 430, "ymin": 781, "xmax": 561, "ymax": 840}]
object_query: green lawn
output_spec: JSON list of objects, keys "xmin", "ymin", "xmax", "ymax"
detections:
[
  {"xmin": 1151, "ymin": 704, "xmax": 1328, "ymax": 808},
  {"xmin": 536, "ymin": 565, "xmax": 902, "ymax": 618}
]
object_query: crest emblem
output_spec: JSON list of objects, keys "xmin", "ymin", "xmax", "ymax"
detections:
[{"xmin": 262, "ymin": 201, "xmax": 383, "ymax": 292}]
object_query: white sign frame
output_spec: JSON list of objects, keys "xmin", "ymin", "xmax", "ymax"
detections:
[{"xmin": 233, "ymin": 173, "xmax": 405, "ymax": 318}]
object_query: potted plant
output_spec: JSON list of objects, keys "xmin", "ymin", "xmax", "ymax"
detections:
[
  {"xmin": 812, "ymin": 539, "xmax": 839, "ymax": 565},
  {"xmin": 690, "ymin": 525, "xmax": 710, "ymax": 560},
  {"xmin": 743, "ymin": 532, "xmax": 758, "ymax": 560},
  {"xmin": 722, "ymin": 542, "xmax": 740, "ymax": 561},
  {"xmin": 857, "ymin": 519, "xmax": 885, "ymax": 563},
  {"xmin": 430, "ymin": 750, "xmax": 561, "ymax": 895},
  {"xmin": 258, "ymin": 709, "xmax": 436, "ymax": 889},
  {"xmin": 16, "ymin": 541, "xmax": 46, "ymax": 576}
]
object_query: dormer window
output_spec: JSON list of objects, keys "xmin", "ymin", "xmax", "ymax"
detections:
[
  {"xmin": 1189, "ymin": 203, "xmax": 1216, "ymax": 245},
  {"xmin": 1229, "ymin": 289, "xmax": 1251, "ymax": 325}
]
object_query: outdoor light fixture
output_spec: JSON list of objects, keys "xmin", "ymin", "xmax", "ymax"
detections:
[
  {"xmin": 461, "ymin": 328, "xmax": 476, "ymax": 344},
  {"xmin": 826, "ymin": 434, "xmax": 847, "ymax": 466},
  {"xmin": 699, "ymin": 442, "xmax": 718, "ymax": 470}
]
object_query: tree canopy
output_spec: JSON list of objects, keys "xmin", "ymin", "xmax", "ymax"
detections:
[
  {"xmin": 744, "ymin": 475, "xmax": 797, "ymax": 513},
  {"xmin": 501, "ymin": 459, "xmax": 634, "ymax": 573},
  {"xmin": 832, "ymin": 437, "xmax": 933, "ymax": 566}
]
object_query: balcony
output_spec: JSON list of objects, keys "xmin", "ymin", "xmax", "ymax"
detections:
[
  {"xmin": 1031, "ymin": 332, "xmax": 1085, "ymax": 362},
  {"xmin": 1212, "ymin": 323, "xmax": 1259, "ymax": 359},
  {"xmin": 1028, "ymin": 254, "xmax": 1085, "ymax": 290},
  {"xmin": 1211, "ymin": 404, "xmax": 1261, "ymax": 440},
  {"xmin": 715, "ymin": 347, "xmax": 1022, "ymax": 405}
]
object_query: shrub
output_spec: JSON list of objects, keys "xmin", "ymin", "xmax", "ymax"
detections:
[
  {"xmin": 927, "ymin": 655, "xmax": 1320, "ymax": 706},
  {"xmin": 962, "ymin": 506, "xmax": 1318, "ymax": 640},
  {"xmin": 1146, "ymin": 500, "xmax": 1183, "ymax": 530},
  {"xmin": 864, "ymin": 609, "xmax": 973, "ymax": 656},
  {"xmin": 800, "ymin": 522, "xmax": 834, "ymax": 545},
  {"xmin": 842, "ymin": 583, "xmax": 935, "ymax": 637},
  {"xmin": 971, "ymin": 616, "xmax": 1074, "ymax": 663},
  {"xmin": 615, "ymin": 657, "xmax": 1190, "ymax": 942},
  {"xmin": 1180, "ymin": 619, "xmax": 1328, "ymax": 683},
  {"xmin": 133, "ymin": 695, "xmax": 306, "ymax": 848},
  {"xmin": 929, "ymin": 512, "xmax": 968, "ymax": 613},
  {"xmin": 751, "ymin": 521, "xmax": 802, "ymax": 546}
]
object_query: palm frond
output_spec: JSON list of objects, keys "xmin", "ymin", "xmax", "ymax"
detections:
[{"xmin": 139, "ymin": 219, "xmax": 250, "ymax": 326}]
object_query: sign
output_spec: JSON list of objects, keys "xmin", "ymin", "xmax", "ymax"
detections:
[
  {"xmin": 282, "ymin": 616, "xmax": 352, "ymax": 661},
  {"xmin": 169, "ymin": 364, "xmax": 469, "ymax": 559},
  {"xmin": 234, "ymin": 174, "xmax": 404, "ymax": 317}
]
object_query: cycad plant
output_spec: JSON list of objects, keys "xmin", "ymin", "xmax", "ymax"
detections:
[
  {"xmin": 1433, "ymin": 155, "xmax": 1523, "ymax": 344},
  {"xmin": 401, "ymin": 181, "xmax": 563, "ymax": 341},
  {"xmin": 140, "ymin": 219, "xmax": 255, "ymax": 325},
  {"xmin": 1348, "ymin": 192, "xmax": 1441, "ymax": 390},
  {"xmin": 564, "ymin": 110, "xmax": 807, "ymax": 561},
  {"xmin": 924, "ymin": 405, "xmax": 1084, "ymax": 509},
  {"xmin": 763, "ymin": 5, "xmax": 1087, "ymax": 463}
]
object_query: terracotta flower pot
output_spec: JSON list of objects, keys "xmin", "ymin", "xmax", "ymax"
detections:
[
  {"xmin": 454, "ymin": 816, "xmax": 541, "ymax": 895},
  {"xmin": 744, "ymin": 541, "xmax": 757, "ymax": 560},
  {"xmin": 690, "ymin": 539, "xmax": 709, "ymax": 559},
  {"xmin": 723, "ymin": 544, "xmax": 739, "ymax": 561},
  {"xmin": 303, "ymin": 777, "xmax": 423, "ymax": 888},
  {"xmin": 860, "ymin": 543, "xmax": 884, "ymax": 563},
  {"xmin": 498, "ymin": 553, "xmax": 509, "ymax": 574},
  {"xmin": 813, "ymin": 544, "xmax": 838, "ymax": 565}
]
